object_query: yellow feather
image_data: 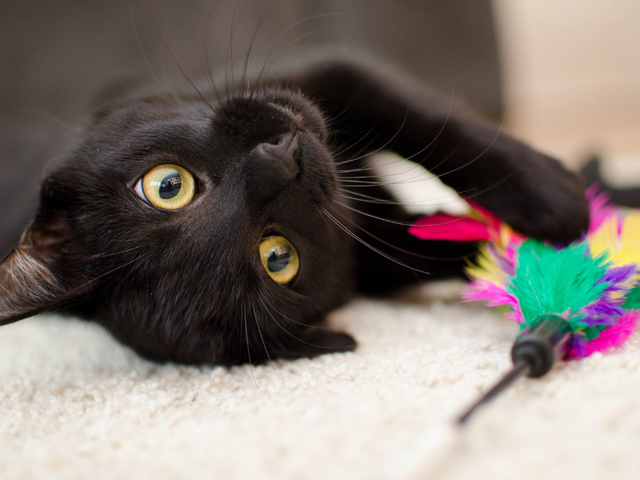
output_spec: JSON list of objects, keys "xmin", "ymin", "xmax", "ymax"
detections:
[
  {"xmin": 465, "ymin": 224, "xmax": 521, "ymax": 285},
  {"xmin": 589, "ymin": 210, "xmax": 640, "ymax": 266},
  {"xmin": 588, "ymin": 209, "xmax": 640, "ymax": 299}
]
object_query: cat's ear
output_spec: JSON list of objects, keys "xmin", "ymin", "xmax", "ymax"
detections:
[{"xmin": 0, "ymin": 214, "xmax": 89, "ymax": 326}]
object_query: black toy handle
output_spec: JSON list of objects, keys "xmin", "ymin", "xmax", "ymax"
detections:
[
  {"xmin": 511, "ymin": 314, "xmax": 573, "ymax": 377},
  {"xmin": 458, "ymin": 314, "xmax": 573, "ymax": 425}
]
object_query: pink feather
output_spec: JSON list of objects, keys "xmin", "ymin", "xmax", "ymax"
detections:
[
  {"xmin": 408, "ymin": 214, "xmax": 492, "ymax": 241},
  {"xmin": 574, "ymin": 311, "xmax": 639, "ymax": 357},
  {"xmin": 409, "ymin": 201, "xmax": 503, "ymax": 242}
]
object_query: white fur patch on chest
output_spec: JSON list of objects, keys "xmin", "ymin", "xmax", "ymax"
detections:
[{"xmin": 366, "ymin": 151, "xmax": 469, "ymax": 216}]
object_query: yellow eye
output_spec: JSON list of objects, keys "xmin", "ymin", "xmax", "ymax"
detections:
[
  {"xmin": 136, "ymin": 164, "xmax": 195, "ymax": 210},
  {"xmin": 259, "ymin": 236, "xmax": 299, "ymax": 284}
]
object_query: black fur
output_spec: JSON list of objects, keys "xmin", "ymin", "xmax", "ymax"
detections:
[{"xmin": 0, "ymin": 54, "xmax": 589, "ymax": 365}]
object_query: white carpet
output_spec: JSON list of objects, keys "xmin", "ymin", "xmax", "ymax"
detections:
[{"xmin": 1, "ymin": 280, "xmax": 639, "ymax": 480}]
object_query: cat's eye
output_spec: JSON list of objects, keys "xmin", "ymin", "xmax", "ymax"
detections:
[
  {"xmin": 259, "ymin": 236, "xmax": 299, "ymax": 285},
  {"xmin": 135, "ymin": 164, "xmax": 195, "ymax": 210}
]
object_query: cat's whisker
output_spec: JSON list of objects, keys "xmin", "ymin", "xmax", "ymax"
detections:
[
  {"xmin": 334, "ymin": 110, "xmax": 409, "ymax": 167},
  {"xmin": 246, "ymin": 2, "xmax": 304, "ymax": 94},
  {"xmin": 240, "ymin": 0, "xmax": 280, "ymax": 97},
  {"xmin": 334, "ymin": 96, "xmax": 489, "ymax": 194},
  {"xmin": 251, "ymin": 12, "xmax": 357, "ymax": 91},
  {"xmin": 456, "ymin": 169, "xmax": 521, "ymax": 200},
  {"xmin": 241, "ymin": 303, "xmax": 263, "ymax": 393},
  {"xmin": 249, "ymin": 1, "xmax": 327, "ymax": 99},
  {"xmin": 319, "ymin": 206, "xmax": 433, "ymax": 272},
  {"xmin": 335, "ymin": 96, "xmax": 452, "ymax": 176},
  {"xmin": 195, "ymin": 8, "xmax": 223, "ymax": 105},
  {"xmin": 149, "ymin": 11, "xmax": 216, "ymax": 115},
  {"xmin": 258, "ymin": 292, "xmax": 345, "ymax": 351},
  {"xmin": 334, "ymin": 94, "xmax": 447, "ymax": 175},
  {"xmin": 48, "ymin": 248, "xmax": 156, "ymax": 315},
  {"xmin": 326, "ymin": 204, "xmax": 473, "ymax": 262},
  {"xmin": 18, "ymin": 108, "xmax": 83, "ymax": 134},
  {"xmin": 257, "ymin": 290, "xmax": 329, "ymax": 330},
  {"xmin": 388, "ymin": 92, "xmax": 453, "ymax": 167},
  {"xmin": 260, "ymin": 26, "xmax": 343, "ymax": 78},
  {"xmin": 336, "ymin": 108, "xmax": 409, "ymax": 166},
  {"xmin": 336, "ymin": 140, "xmax": 445, "ymax": 181},
  {"xmin": 131, "ymin": 4, "xmax": 180, "ymax": 103},
  {"xmin": 99, "ymin": 249, "xmax": 156, "ymax": 285},
  {"xmin": 90, "ymin": 244, "xmax": 145, "ymax": 259},
  {"xmin": 331, "ymin": 201, "xmax": 415, "ymax": 227},
  {"xmin": 330, "ymin": 123, "xmax": 381, "ymax": 159},
  {"xmin": 318, "ymin": 99, "xmax": 359, "ymax": 133},
  {"xmin": 331, "ymin": 199, "xmax": 466, "ymax": 228},
  {"xmin": 427, "ymin": 113, "xmax": 507, "ymax": 181},
  {"xmin": 337, "ymin": 166, "xmax": 442, "ymax": 188},
  {"xmin": 336, "ymin": 147, "xmax": 438, "ymax": 177},
  {"xmin": 336, "ymin": 191, "xmax": 411, "ymax": 206},
  {"xmin": 224, "ymin": 4, "xmax": 239, "ymax": 101},
  {"xmin": 250, "ymin": 301, "xmax": 286, "ymax": 389},
  {"xmin": 348, "ymin": 167, "xmax": 518, "ymax": 210},
  {"xmin": 337, "ymin": 169, "xmax": 436, "ymax": 183},
  {"xmin": 336, "ymin": 187, "xmax": 471, "ymax": 209},
  {"xmin": 336, "ymin": 162, "xmax": 454, "ymax": 188},
  {"xmin": 152, "ymin": 9, "xmax": 195, "ymax": 105},
  {"xmin": 257, "ymin": 41, "xmax": 345, "ymax": 87},
  {"xmin": 331, "ymin": 128, "xmax": 381, "ymax": 162}
]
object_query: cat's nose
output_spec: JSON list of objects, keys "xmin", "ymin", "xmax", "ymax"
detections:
[
  {"xmin": 253, "ymin": 132, "xmax": 299, "ymax": 162},
  {"xmin": 245, "ymin": 132, "xmax": 300, "ymax": 202}
]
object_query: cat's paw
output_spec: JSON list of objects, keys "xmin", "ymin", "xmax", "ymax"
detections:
[{"xmin": 481, "ymin": 155, "xmax": 589, "ymax": 245}]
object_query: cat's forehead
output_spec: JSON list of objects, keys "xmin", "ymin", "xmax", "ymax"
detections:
[
  {"xmin": 91, "ymin": 88, "xmax": 324, "ymax": 135},
  {"xmin": 77, "ymin": 88, "xmax": 327, "ymax": 171}
]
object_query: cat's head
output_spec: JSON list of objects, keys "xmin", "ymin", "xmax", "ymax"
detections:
[{"xmin": 0, "ymin": 89, "xmax": 357, "ymax": 364}]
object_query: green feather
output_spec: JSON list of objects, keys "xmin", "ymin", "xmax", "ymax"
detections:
[
  {"xmin": 508, "ymin": 239, "xmax": 612, "ymax": 332},
  {"xmin": 622, "ymin": 285, "xmax": 640, "ymax": 310}
]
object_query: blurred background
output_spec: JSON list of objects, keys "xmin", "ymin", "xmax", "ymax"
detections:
[
  {"xmin": 494, "ymin": 0, "xmax": 640, "ymax": 175},
  {"xmin": 0, "ymin": 0, "xmax": 502, "ymax": 252},
  {"xmin": 0, "ymin": 0, "xmax": 639, "ymax": 239},
  {"xmin": 0, "ymin": 0, "xmax": 503, "ymax": 138}
]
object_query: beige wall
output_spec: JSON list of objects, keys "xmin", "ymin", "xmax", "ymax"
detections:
[{"xmin": 493, "ymin": 0, "xmax": 640, "ymax": 175}]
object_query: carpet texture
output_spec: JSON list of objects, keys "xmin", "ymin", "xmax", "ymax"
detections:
[{"xmin": 1, "ymin": 280, "xmax": 639, "ymax": 480}]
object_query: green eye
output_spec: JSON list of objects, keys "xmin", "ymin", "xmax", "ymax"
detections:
[
  {"xmin": 136, "ymin": 164, "xmax": 195, "ymax": 210},
  {"xmin": 259, "ymin": 236, "xmax": 299, "ymax": 284}
]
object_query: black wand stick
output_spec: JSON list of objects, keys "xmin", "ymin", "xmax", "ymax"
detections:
[{"xmin": 458, "ymin": 314, "xmax": 573, "ymax": 425}]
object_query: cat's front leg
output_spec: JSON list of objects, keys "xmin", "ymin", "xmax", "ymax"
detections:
[{"xmin": 285, "ymin": 53, "xmax": 589, "ymax": 244}]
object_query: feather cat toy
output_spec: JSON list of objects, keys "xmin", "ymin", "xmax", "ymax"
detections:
[{"xmin": 410, "ymin": 186, "xmax": 640, "ymax": 422}]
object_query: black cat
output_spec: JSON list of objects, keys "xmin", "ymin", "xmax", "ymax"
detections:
[{"xmin": 0, "ymin": 53, "xmax": 588, "ymax": 365}]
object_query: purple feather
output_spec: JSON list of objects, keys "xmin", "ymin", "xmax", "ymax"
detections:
[
  {"xmin": 579, "ymin": 302, "xmax": 626, "ymax": 327},
  {"xmin": 598, "ymin": 264, "xmax": 637, "ymax": 289}
]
